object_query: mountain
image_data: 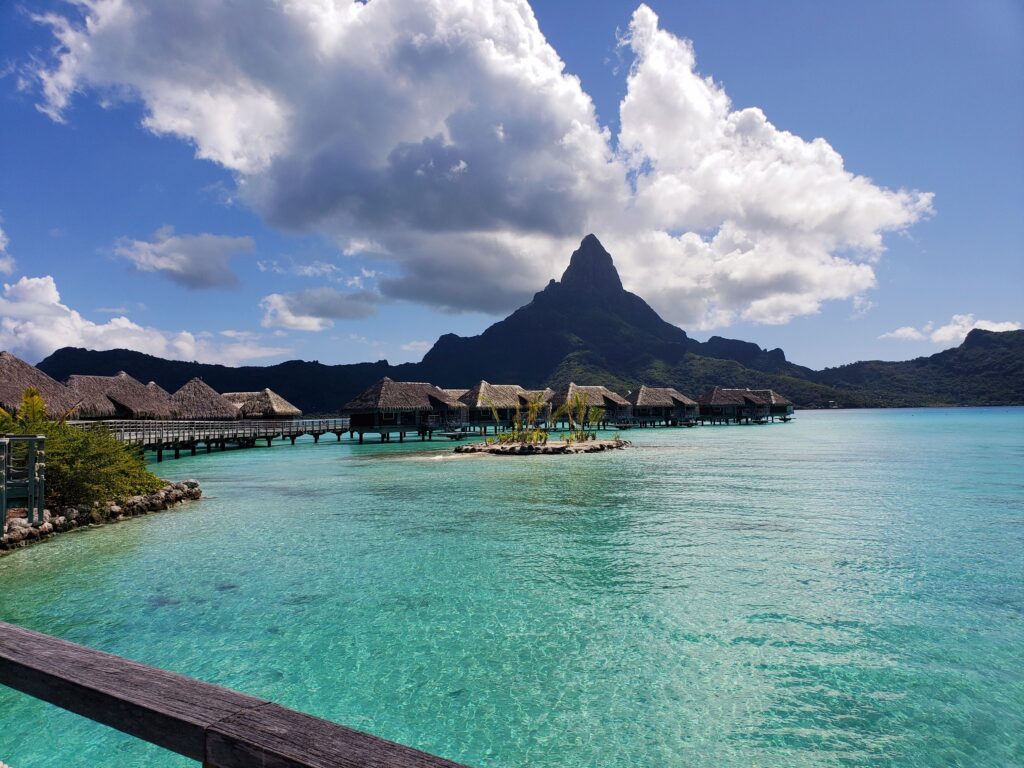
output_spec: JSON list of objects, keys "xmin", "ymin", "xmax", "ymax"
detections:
[{"xmin": 35, "ymin": 235, "xmax": 1024, "ymax": 411}]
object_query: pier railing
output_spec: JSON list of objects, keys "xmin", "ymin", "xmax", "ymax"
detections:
[
  {"xmin": 0, "ymin": 621, "xmax": 468, "ymax": 768},
  {"xmin": 68, "ymin": 419, "xmax": 350, "ymax": 448},
  {"xmin": 1, "ymin": 435, "xmax": 45, "ymax": 527}
]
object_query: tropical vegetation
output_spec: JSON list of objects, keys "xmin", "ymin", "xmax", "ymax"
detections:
[{"xmin": 1, "ymin": 388, "xmax": 163, "ymax": 508}]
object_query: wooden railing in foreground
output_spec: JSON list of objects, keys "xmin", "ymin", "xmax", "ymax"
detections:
[{"xmin": 0, "ymin": 621, "xmax": 468, "ymax": 768}]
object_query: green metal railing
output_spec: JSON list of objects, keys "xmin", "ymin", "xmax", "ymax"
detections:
[{"xmin": 1, "ymin": 435, "xmax": 45, "ymax": 527}]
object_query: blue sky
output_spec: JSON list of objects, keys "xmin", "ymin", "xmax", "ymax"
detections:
[{"xmin": 1, "ymin": 0, "xmax": 1021, "ymax": 369}]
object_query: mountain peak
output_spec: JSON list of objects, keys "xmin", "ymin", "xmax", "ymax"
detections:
[{"xmin": 559, "ymin": 234, "xmax": 623, "ymax": 293}]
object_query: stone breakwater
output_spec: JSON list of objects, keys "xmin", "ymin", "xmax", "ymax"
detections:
[
  {"xmin": 455, "ymin": 439, "xmax": 631, "ymax": 456},
  {"xmin": 1, "ymin": 480, "xmax": 202, "ymax": 554}
]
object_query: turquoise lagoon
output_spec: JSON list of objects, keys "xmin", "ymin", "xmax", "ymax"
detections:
[{"xmin": 1, "ymin": 408, "xmax": 1022, "ymax": 766}]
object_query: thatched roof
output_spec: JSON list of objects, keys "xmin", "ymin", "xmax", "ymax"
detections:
[
  {"xmin": 171, "ymin": 378, "xmax": 240, "ymax": 420},
  {"xmin": 0, "ymin": 350, "xmax": 79, "ymax": 418},
  {"xmin": 551, "ymin": 382, "xmax": 630, "ymax": 409},
  {"xmin": 147, "ymin": 381, "xmax": 178, "ymax": 418},
  {"xmin": 525, "ymin": 388, "xmax": 555, "ymax": 404},
  {"xmin": 442, "ymin": 388, "xmax": 469, "ymax": 400},
  {"xmin": 67, "ymin": 371, "xmax": 174, "ymax": 419},
  {"xmin": 458, "ymin": 381, "xmax": 530, "ymax": 410},
  {"xmin": 749, "ymin": 389, "xmax": 793, "ymax": 407},
  {"xmin": 343, "ymin": 378, "xmax": 464, "ymax": 412},
  {"xmin": 65, "ymin": 375, "xmax": 117, "ymax": 418},
  {"xmin": 222, "ymin": 389, "xmax": 302, "ymax": 418},
  {"xmin": 698, "ymin": 387, "xmax": 770, "ymax": 406},
  {"xmin": 625, "ymin": 385, "xmax": 697, "ymax": 408},
  {"xmin": 147, "ymin": 381, "xmax": 172, "ymax": 399}
]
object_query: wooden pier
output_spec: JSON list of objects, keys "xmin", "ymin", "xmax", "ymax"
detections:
[
  {"xmin": 71, "ymin": 419, "xmax": 350, "ymax": 461},
  {"xmin": 1, "ymin": 435, "xmax": 45, "ymax": 527},
  {"xmin": 0, "ymin": 620, "xmax": 468, "ymax": 767}
]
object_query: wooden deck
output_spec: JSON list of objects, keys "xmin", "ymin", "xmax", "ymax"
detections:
[
  {"xmin": 70, "ymin": 419, "xmax": 351, "ymax": 461},
  {"xmin": 0, "ymin": 620, "xmax": 469, "ymax": 767}
]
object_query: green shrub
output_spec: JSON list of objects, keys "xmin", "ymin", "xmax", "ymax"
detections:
[{"xmin": 3, "ymin": 388, "xmax": 164, "ymax": 508}]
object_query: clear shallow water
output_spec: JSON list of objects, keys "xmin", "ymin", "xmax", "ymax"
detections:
[{"xmin": 1, "ymin": 408, "xmax": 1022, "ymax": 767}]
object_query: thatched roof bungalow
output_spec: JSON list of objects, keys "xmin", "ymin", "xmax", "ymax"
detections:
[
  {"xmin": 455, "ymin": 381, "xmax": 550, "ymax": 427},
  {"xmin": 171, "ymin": 378, "xmax": 240, "ymax": 420},
  {"xmin": 525, "ymin": 387, "xmax": 555, "ymax": 404},
  {"xmin": 698, "ymin": 387, "xmax": 770, "ymax": 423},
  {"xmin": 748, "ymin": 389, "xmax": 794, "ymax": 419},
  {"xmin": 343, "ymin": 378, "xmax": 465, "ymax": 436},
  {"xmin": 460, "ymin": 381, "xmax": 522, "ymax": 424},
  {"xmin": 551, "ymin": 383, "xmax": 631, "ymax": 424},
  {"xmin": 67, "ymin": 372, "xmax": 174, "ymax": 420},
  {"xmin": 625, "ymin": 385, "xmax": 698, "ymax": 425},
  {"xmin": 0, "ymin": 350, "xmax": 79, "ymax": 418},
  {"xmin": 222, "ymin": 389, "xmax": 302, "ymax": 419}
]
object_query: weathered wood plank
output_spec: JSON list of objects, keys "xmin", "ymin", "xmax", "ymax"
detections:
[
  {"xmin": 207, "ymin": 703, "xmax": 468, "ymax": 768},
  {"xmin": 0, "ymin": 621, "xmax": 266, "ymax": 759},
  {"xmin": 0, "ymin": 621, "xmax": 471, "ymax": 767}
]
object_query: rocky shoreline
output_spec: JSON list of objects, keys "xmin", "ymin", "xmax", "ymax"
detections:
[
  {"xmin": 1, "ymin": 480, "xmax": 202, "ymax": 554},
  {"xmin": 455, "ymin": 438, "xmax": 631, "ymax": 456}
]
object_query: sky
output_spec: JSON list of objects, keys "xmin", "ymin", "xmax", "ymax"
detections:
[{"xmin": 0, "ymin": 0, "xmax": 1021, "ymax": 370}]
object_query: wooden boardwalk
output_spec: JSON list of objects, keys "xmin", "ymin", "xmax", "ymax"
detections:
[
  {"xmin": 0, "ymin": 620, "xmax": 468, "ymax": 767},
  {"xmin": 71, "ymin": 419, "xmax": 350, "ymax": 461}
]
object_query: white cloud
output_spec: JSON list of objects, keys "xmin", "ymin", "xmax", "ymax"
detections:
[
  {"xmin": 0, "ymin": 275, "xmax": 288, "ymax": 364},
  {"xmin": 930, "ymin": 314, "xmax": 1022, "ymax": 344},
  {"xmin": 400, "ymin": 340, "xmax": 432, "ymax": 353},
  {"xmin": 0, "ymin": 225, "xmax": 15, "ymax": 275},
  {"xmin": 32, "ymin": 1, "xmax": 933, "ymax": 330},
  {"xmin": 260, "ymin": 287, "xmax": 379, "ymax": 331},
  {"xmin": 878, "ymin": 325, "xmax": 926, "ymax": 341},
  {"xmin": 115, "ymin": 226, "xmax": 255, "ymax": 289},
  {"xmin": 293, "ymin": 260, "xmax": 341, "ymax": 278},
  {"xmin": 880, "ymin": 314, "xmax": 1021, "ymax": 345},
  {"xmin": 851, "ymin": 295, "xmax": 876, "ymax": 318}
]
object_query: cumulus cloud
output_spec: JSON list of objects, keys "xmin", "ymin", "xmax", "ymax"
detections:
[
  {"xmin": 32, "ymin": 1, "xmax": 933, "ymax": 330},
  {"xmin": 880, "ymin": 314, "xmax": 1022, "ymax": 345},
  {"xmin": 878, "ymin": 325, "xmax": 927, "ymax": 341},
  {"xmin": 400, "ymin": 340, "xmax": 432, "ymax": 353},
  {"xmin": 0, "ymin": 275, "xmax": 288, "ymax": 364},
  {"xmin": 260, "ymin": 287, "xmax": 379, "ymax": 331},
  {"xmin": 0, "ymin": 225, "xmax": 15, "ymax": 275},
  {"xmin": 114, "ymin": 226, "xmax": 255, "ymax": 289}
]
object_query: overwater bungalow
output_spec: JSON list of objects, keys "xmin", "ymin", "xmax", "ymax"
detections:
[
  {"xmin": 0, "ymin": 351, "xmax": 79, "ymax": 418},
  {"xmin": 343, "ymin": 377, "xmax": 466, "ymax": 442},
  {"xmin": 66, "ymin": 372, "xmax": 174, "ymax": 420},
  {"xmin": 454, "ymin": 381, "xmax": 553, "ymax": 432},
  {"xmin": 698, "ymin": 387, "xmax": 770, "ymax": 424},
  {"xmin": 749, "ymin": 389, "xmax": 794, "ymax": 421},
  {"xmin": 625, "ymin": 386, "xmax": 698, "ymax": 426},
  {"xmin": 171, "ymin": 378, "xmax": 240, "ymax": 420},
  {"xmin": 222, "ymin": 389, "xmax": 302, "ymax": 419},
  {"xmin": 551, "ymin": 383, "xmax": 631, "ymax": 427}
]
